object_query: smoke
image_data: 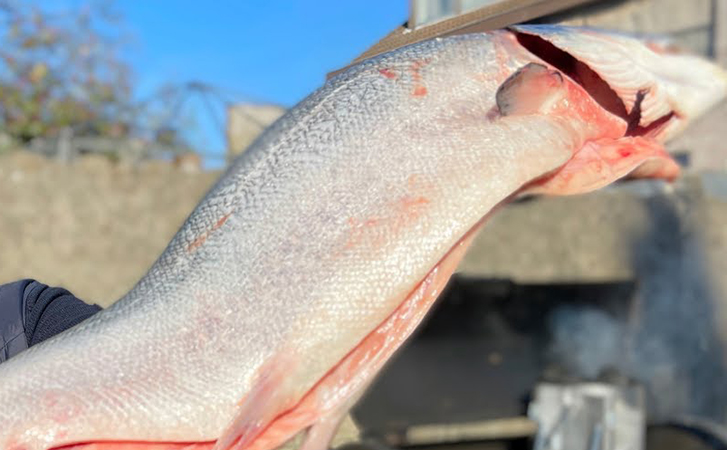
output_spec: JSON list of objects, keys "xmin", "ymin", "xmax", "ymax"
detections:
[
  {"xmin": 547, "ymin": 306, "xmax": 625, "ymax": 380},
  {"xmin": 544, "ymin": 180, "xmax": 727, "ymax": 422},
  {"xmin": 545, "ymin": 304, "xmax": 689, "ymax": 419}
]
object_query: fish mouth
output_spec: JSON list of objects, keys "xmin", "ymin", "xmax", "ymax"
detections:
[{"xmin": 509, "ymin": 28, "xmax": 676, "ymax": 139}]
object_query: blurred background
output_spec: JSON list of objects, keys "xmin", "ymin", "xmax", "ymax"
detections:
[
  {"xmin": 0, "ymin": 0, "xmax": 407, "ymax": 301},
  {"xmin": 1, "ymin": 1, "xmax": 727, "ymax": 450}
]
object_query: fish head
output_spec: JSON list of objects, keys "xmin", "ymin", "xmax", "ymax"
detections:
[{"xmin": 509, "ymin": 24, "xmax": 727, "ymax": 142}]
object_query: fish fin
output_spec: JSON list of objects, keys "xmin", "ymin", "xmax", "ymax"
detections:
[
  {"xmin": 523, "ymin": 136, "xmax": 680, "ymax": 196},
  {"xmin": 296, "ymin": 410, "xmax": 349, "ymax": 450},
  {"xmin": 496, "ymin": 63, "xmax": 565, "ymax": 116},
  {"xmin": 55, "ymin": 442, "xmax": 213, "ymax": 450},
  {"xmin": 212, "ymin": 356, "xmax": 298, "ymax": 450}
]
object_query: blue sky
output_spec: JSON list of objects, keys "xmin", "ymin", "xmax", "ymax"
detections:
[
  {"xmin": 108, "ymin": 0, "xmax": 409, "ymax": 165},
  {"xmin": 121, "ymin": 2, "xmax": 407, "ymax": 106},
  {"xmin": 114, "ymin": 2, "xmax": 408, "ymax": 161}
]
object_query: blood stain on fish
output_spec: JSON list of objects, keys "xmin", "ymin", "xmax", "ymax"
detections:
[
  {"xmin": 187, "ymin": 213, "xmax": 232, "ymax": 253},
  {"xmin": 412, "ymin": 86, "xmax": 428, "ymax": 97},
  {"xmin": 410, "ymin": 59, "xmax": 430, "ymax": 97},
  {"xmin": 378, "ymin": 68, "xmax": 397, "ymax": 79}
]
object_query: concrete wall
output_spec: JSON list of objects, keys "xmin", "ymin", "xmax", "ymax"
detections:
[
  {"xmin": 226, "ymin": 103, "xmax": 285, "ymax": 161},
  {"xmin": 0, "ymin": 152, "xmax": 219, "ymax": 306},
  {"xmin": 541, "ymin": 0, "xmax": 720, "ymax": 60},
  {"xmin": 718, "ymin": 0, "xmax": 727, "ymax": 66}
]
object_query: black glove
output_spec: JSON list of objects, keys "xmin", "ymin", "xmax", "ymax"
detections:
[{"xmin": 0, "ymin": 280, "xmax": 102, "ymax": 363}]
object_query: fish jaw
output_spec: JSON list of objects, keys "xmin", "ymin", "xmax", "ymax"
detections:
[{"xmin": 510, "ymin": 24, "xmax": 727, "ymax": 142}]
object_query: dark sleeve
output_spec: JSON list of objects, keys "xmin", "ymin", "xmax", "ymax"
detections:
[
  {"xmin": 0, "ymin": 279, "xmax": 32, "ymax": 362},
  {"xmin": 0, "ymin": 279, "xmax": 102, "ymax": 362}
]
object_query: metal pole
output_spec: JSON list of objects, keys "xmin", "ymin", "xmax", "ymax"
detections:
[{"xmin": 56, "ymin": 127, "xmax": 74, "ymax": 163}]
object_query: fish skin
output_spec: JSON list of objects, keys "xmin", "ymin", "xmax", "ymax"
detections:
[
  {"xmin": 0, "ymin": 26, "xmax": 725, "ymax": 450},
  {"xmin": 510, "ymin": 25, "xmax": 727, "ymax": 139}
]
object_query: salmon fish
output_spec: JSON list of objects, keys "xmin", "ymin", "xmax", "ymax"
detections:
[{"xmin": 1, "ymin": 25, "xmax": 725, "ymax": 450}]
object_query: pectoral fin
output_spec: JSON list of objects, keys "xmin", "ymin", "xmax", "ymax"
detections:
[
  {"xmin": 212, "ymin": 356, "xmax": 299, "ymax": 450},
  {"xmin": 496, "ymin": 63, "xmax": 566, "ymax": 116}
]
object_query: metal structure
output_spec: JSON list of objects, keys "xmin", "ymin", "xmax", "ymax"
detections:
[
  {"xmin": 528, "ymin": 383, "xmax": 646, "ymax": 450},
  {"xmin": 27, "ymin": 81, "xmax": 241, "ymax": 165},
  {"xmin": 410, "ymin": 0, "xmax": 507, "ymax": 29}
]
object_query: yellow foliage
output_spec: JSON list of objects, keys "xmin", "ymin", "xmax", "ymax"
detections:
[{"xmin": 28, "ymin": 63, "xmax": 48, "ymax": 84}]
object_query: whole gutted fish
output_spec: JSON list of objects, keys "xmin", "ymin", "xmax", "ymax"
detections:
[{"xmin": 1, "ymin": 25, "xmax": 725, "ymax": 450}]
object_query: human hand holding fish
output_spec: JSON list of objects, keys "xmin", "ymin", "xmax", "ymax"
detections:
[{"xmin": 0, "ymin": 25, "xmax": 725, "ymax": 450}]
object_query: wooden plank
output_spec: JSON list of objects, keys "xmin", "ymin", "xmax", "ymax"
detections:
[
  {"xmin": 327, "ymin": 0, "xmax": 597, "ymax": 79},
  {"xmin": 404, "ymin": 417, "xmax": 537, "ymax": 445}
]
